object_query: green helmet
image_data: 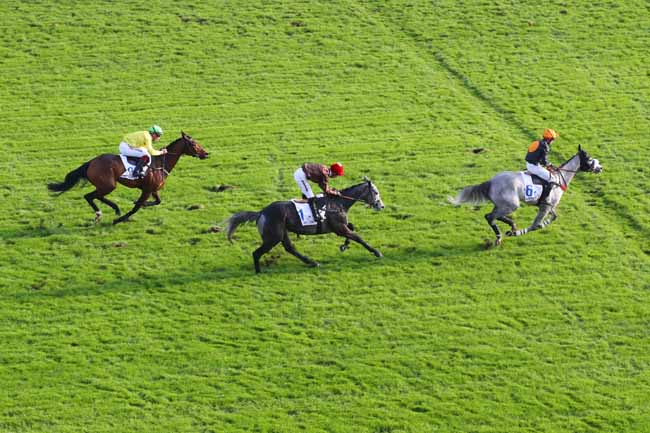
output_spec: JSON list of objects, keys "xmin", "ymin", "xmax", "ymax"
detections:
[{"xmin": 149, "ymin": 125, "xmax": 163, "ymax": 136}]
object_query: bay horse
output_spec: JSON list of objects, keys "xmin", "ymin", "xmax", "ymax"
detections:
[
  {"xmin": 451, "ymin": 145, "xmax": 602, "ymax": 246},
  {"xmin": 48, "ymin": 131, "xmax": 208, "ymax": 224},
  {"xmin": 225, "ymin": 178, "xmax": 385, "ymax": 273}
]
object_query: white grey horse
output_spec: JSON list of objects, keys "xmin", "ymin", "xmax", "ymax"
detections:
[{"xmin": 451, "ymin": 145, "xmax": 602, "ymax": 246}]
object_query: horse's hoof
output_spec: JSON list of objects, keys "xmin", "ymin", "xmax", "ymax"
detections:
[
  {"xmin": 374, "ymin": 250, "xmax": 383, "ymax": 258},
  {"xmin": 495, "ymin": 238, "xmax": 502, "ymax": 246},
  {"xmin": 309, "ymin": 262, "xmax": 320, "ymax": 268},
  {"xmin": 339, "ymin": 244, "xmax": 348, "ymax": 252},
  {"xmin": 505, "ymin": 231, "xmax": 513, "ymax": 237}
]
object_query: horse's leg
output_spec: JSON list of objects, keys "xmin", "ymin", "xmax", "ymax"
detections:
[
  {"xmin": 84, "ymin": 190, "xmax": 104, "ymax": 223},
  {"xmin": 97, "ymin": 197, "xmax": 121, "ymax": 216},
  {"xmin": 141, "ymin": 191, "xmax": 162, "ymax": 207},
  {"xmin": 334, "ymin": 223, "xmax": 382, "ymax": 257},
  {"xmin": 252, "ymin": 219, "xmax": 283, "ymax": 273},
  {"xmin": 539, "ymin": 208, "xmax": 558, "ymax": 229},
  {"xmin": 113, "ymin": 190, "xmax": 151, "ymax": 224},
  {"xmin": 252, "ymin": 239, "xmax": 280, "ymax": 274},
  {"xmin": 486, "ymin": 205, "xmax": 519, "ymax": 245},
  {"xmin": 510, "ymin": 205, "xmax": 553, "ymax": 236},
  {"xmin": 339, "ymin": 223, "xmax": 354, "ymax": 252},
  {"xmin": 484, "ymin": 209, "xmax": 503, "ymax": 246},
  {"xmin": 281, "ymin": 231, "xmax": 319, "ymax": 268},
  {"xmin": 85, "ymin": 162, "xmax": 118, "ymax": 223},
  {"xmin": 497, "ymin": 215, "xmax": 517, "ymax": 233}
]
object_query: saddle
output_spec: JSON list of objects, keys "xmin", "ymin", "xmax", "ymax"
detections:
[
  {"xmin": 524, "ymin": 171, "xmax": 550, "ymax": 186},
  {"xmin": 125, "ymin": 156, "xmax": 141, "ymax": 165},
  {"xmin": 119, "ymin": 155, "xmax": 149, "ymax": 180}
]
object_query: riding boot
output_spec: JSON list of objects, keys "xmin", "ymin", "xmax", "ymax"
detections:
[
  {"xmin": 134, "ymin": 158, "xmax": 146, "ymax": 179},
  {"xmin": 538, "ymin": 182, "xmax": 552, "ymax": 205},
  {"xmin": 308, "ymin": 197, "xmax": 322, "ymax": 233}
]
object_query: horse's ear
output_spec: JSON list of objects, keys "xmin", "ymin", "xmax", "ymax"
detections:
[
  {"xmin": 578, "ymin": 144, "xmax": 583, "ymax": 152},
  {"xmin": 363, "ymin": 175, "xmax": 371, "ymax": 182},
  {"xmin": 181, "ymin": 130, "xmax": 186, "ymax": 137}
]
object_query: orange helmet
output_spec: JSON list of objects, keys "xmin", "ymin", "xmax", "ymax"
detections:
[
  {"xmin": 543, "ymin": 129, "xmax": 558, "ymax": 140},
  {"xmin": 330, "ymin": 162, "xmax": 344, "ymax": 176}
]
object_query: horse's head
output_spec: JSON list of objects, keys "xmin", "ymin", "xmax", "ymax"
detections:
[
  {"xmin": 179, "ymin": 131, "xmax": 209, "ymax": 159},
  {"xmin": 577, "ymin": 145, "xmax": 602, "ymax": 174},
  {"xmin": 362, "ymin": 176, "xmax": 384, "ymax": 211}
]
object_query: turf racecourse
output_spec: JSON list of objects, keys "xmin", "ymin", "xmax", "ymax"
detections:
[{"xmin": 1, "ymin": 1, "xmax": 649, "ymax": 432}]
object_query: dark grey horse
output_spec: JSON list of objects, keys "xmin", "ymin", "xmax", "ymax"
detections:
[
  {"xmin": 225, "ymin": 178, "xmax": 385, "ymax": 273},
  {"xmin": 451, "ymin": 145, "xmax": 602, "ymax": 246}
]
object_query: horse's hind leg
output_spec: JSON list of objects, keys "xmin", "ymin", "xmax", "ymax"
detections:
[
  {"xmin": 485, "ymin": 205, "xmax": 518, "ymax": 245},
  {"xmin": 485, "ymin": 210, "xmax": 503, "ymax": 245},
  {"xmin": 253, "ymin": 239, "xmax": 280, "ymax": 274},
  {"xmin": 98, "ymin": 197, "xmax": 121, "ymax": 216},
  {"xmin": 84, "ymin": 190, "xmax": 103, "ymax": 223},
  {"xmin": 498, "ymin": 215, "xmax": 517, "ymax": 233},
  {"xmin": 282, "ymin": 231, "xmax": 319, "ymax": 268},
  {"xmin": 252, "ymin": 218, "xmax": 283, "ymax": 273}
]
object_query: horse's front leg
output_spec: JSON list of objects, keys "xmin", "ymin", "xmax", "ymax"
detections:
[
  {"xmin": 142, "ymin": 191, "xmax": 162, "ymax": 207},
  {"xmin": 114, "ymin": 191, "xmax": 151, "ymax": 224},
  {"xmin": 339, "ymin": 223, "xmax": 354, "ymax": 252},
  {"xmin": 508, "ymin": 206, "xmax": 553, "ymax": 237},
  {"xmin": 334, "ymin": 223, "xmax": 382, "ymax": 257}
]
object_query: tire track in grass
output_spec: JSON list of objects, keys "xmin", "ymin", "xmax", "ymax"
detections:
[{"xmin": 366, "ymin": 5, "xmax": 650, "ymax": 249}]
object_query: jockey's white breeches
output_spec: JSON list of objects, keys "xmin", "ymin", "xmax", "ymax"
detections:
[
  {"xmin": 294, "ymin": 168, "xmax": 314, "ymax": 198},
  {"xmin": 526, "ymin": 162, "xmax": 551, "ymax": 182},
  {"xmin": 119, "ymin": 142, "xmax": 150, "ymax": 161}
]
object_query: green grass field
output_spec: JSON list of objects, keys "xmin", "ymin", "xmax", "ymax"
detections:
[{"xmin": 1, "ymin": 1, "xmax": 650, "ymax": 432}]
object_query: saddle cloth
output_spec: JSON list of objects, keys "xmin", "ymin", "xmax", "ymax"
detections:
[
  {"xmin": 520, "ymin": 172, "xmax": 543, "ymax": 203},
  {"xmin": 119, "ymin": 155, "xmax": 149, "ymax": 180},
  {"xmin": 291, "ymin": 200, "xmax": 326, "ymax": 226}
]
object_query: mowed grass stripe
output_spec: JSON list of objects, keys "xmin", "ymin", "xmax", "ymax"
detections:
[{"xmin": 2, "ymin": 1, "xmax": 650, "ymax": 432}]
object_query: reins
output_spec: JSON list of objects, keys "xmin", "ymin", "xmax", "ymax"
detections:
[{"xmin": 149, "ymin": 137, "xmax": 196, "ymax": 177}]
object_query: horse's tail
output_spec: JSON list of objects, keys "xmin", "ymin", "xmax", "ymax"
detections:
[
  {"xmin": 47, "ymin": 161, "xmax": 90, "ymax": 193},
  {"xmin": 449, "ymin": 180, "xmax": 491, "ymax": 205},
  {"xmin": 225, "ymin": 211, "xmax": 260, "ymax": 242}
]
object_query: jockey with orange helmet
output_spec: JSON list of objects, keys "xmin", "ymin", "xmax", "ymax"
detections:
[
  {"xmin": 525, "ymin": 128, "xmax": 558, "ymax": 203},
  {"xmin": 119, "ymin": 125, "xmax": 168, "ymax": 178}
]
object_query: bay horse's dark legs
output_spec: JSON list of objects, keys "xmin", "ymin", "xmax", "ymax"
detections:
[
  {"xmin": 281, "ymin": 231, "xmax": 319, "ymax": 268},
  {"xmin": 142, "ymin": 191, "xmax": 162, "ymax": 207},
  {"xmin": 98, "ymin": 197, "xmax": 121, "ymax": 216},
  {"xmin": 113, "ymin": 191, "xmax": 151, "ymax": 224},
  {"xmin": 334, "ymin": 223, "xmax": 382, "ymax": 257},
  {"xmin": 84, "ymin": 190, "xmax": 103, "ymax": 223}
]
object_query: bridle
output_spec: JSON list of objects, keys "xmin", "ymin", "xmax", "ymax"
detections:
[
  {"xmin": 151, "ymin": 136, "xmax": 200, "ymax": 176},
  {"xmin": 554, "ymin": 151, "xmax": 596, "ymax": 191},
  {"xmin": 340, "ymin": 181, "xmax": 379, "ymax": 207}
]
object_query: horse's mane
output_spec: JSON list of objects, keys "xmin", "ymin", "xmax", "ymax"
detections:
[{"xmin": 340, "ymin": 181, "xmax": 369, "ymax": 195}]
